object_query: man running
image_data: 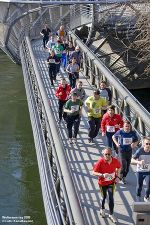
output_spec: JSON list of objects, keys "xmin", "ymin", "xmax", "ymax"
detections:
[
  {"xmin": 40, "ymin": 24, "xmax": 51, "ymax": 49},
  {"xmin": 85, "ymin": 89, "xmax": 107, "ymax": 143},
  {"xmin": 64, "ymin": 92, "xmax": 83, "ymax": 144},
  {"xmin": 70, "ymin": 81, "xmax": 85, "ymax": 101},
  {"xmin": 52, "ymin": 39, "xmax": 64, "ymax": 74},
  {"xmin": 131, "ymin": 137, "xmax": 150, "ymax": 202},
  {"xmin": 66, "ymin": 57, "xmax": 80, "ymax": 89},
  {"xmin": 112, "ymin": 121, "xmax": 139, "ymax": 184},
  {"xmin": 93, "ymin": 147, "xmax": 121, "ymax": 223},
  {"xmin": 55, "ymin": 78, "xmax": 71, "ymax": 123},
  {"xmin": 101, "ymin": 105, "xmax": 123, "ymax": 155}
]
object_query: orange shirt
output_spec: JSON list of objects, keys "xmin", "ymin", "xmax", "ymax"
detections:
[{"xmin": 59, "ymin": 30, "xmax": 65, "ymax": 37}]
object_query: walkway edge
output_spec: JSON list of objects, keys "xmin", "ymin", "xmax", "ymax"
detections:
[{"xmin": 25, "ymin": 35, "xmax": 86, "ymax": 225}]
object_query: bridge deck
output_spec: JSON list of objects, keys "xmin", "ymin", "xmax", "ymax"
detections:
[{"xmin": 32, "ymin": 39, "xmax": 140, "ymax": 225}]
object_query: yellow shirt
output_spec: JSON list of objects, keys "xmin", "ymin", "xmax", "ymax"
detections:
[{"xmin": 85, "ymin": 96, "xmax": 107, "ymax": 118}]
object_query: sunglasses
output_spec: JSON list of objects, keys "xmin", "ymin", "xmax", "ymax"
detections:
[
  {"xmin": 104, "ymin": 153, "xmax": 111, "ymax": 156},
  {"xmin": 145, "ymin": 143, "xmax": 150, "ymax": 145}
]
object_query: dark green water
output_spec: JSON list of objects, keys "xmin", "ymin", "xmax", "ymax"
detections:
[{"xmin": 0, "ymin": 51, "xmax": 47, "ymax": 225}]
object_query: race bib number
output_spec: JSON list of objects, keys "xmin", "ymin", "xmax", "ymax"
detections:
[
  {"xmin": 71, "ymin": 105, "xmax": 79, "ymax": 112},
  {"xmin": 123, "ymin": 138, "xmax": 132, "ymax": 145},
  {"xmin": 105, "ymin": 172, "xmax": 115, "ymax": 181},
  {"xmin": 106, "ymin": 126, "xmax": 115, "ymax": 133},
  {"xmin": 49, "ymin": 59, "xmax": 55, "ymax": 63},
  {"xmin": 93, "ymin": 108, "xmax": 101, "ymax": 114},
  {"xmin": 55, "ymin": 49, "xmax": 61, "ymax": 54},
  {"xmin": 141, "ymin": 164, "xmax": 150, "ymax": 171}
]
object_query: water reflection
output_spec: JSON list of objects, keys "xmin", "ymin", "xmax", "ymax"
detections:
[{"xmin": 0, "ymin": 50, "xmax": 46, "ymax": 225}]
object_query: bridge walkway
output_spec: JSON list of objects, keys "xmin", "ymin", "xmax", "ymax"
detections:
[{"xmin": 32, "ymin": 38, "xmax": 139, "ymax": 225}]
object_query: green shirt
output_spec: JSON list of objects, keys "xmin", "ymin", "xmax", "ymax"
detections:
[
  {"xmin": 52, "ymin": 44, "xmax": 64, "ymax": 58},
  {"xmin": 65, "ymin": 99, "xmax": 83, "ymax": 116},
  {"xmin": 85, "ymin": 96, "xmax": 107, "ymax": 118}
]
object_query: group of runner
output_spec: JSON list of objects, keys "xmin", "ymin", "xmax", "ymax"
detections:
[{"xmin": 40, "ymin": 24, "xmax": 150, "ymax": 224}]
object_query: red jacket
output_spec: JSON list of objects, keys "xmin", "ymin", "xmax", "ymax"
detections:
[
  {"xmin": 101, "ymin": 112, "xmax": 123, "ymax": 133},
  {"xmin": 55, "ymin": 84, "xmax": 71, "ymax": 101}
]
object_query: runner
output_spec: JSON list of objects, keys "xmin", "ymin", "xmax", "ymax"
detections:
[
  {"xmin": 101, "ymin": 105, "xmax": 123, "ymax": 155},
  {"xmin": 52, "ymin": 39, "xmax": 64, "ymax": 74},
  {"xmin": 55, "ymin": 78, "xmax": 71, "ymax": 123},
  {"xmin": 70, "ymin": 81, "xmax": 86, "ymax": 101},
  {"xmin": 61, "ymin": 39, "xmax": 68, "ymax": 70},
  {"xmin": 40, "ymin": 24, "xmax": 51, "ymax": 49},
  {"xmin": 70, "ymin": 45, "xmax": 82, "ymax": 68},
  {"xmin": 112, "ymin": 121, "xmax": 139, "ymax": 184},
  {"xmin": 46, "ymin": 50, "xmax": 59, "ymax": 85},
  {"xmin": 56, "ymin": 25, "xmax": 67, "ymax": 41},
  {"xmin": 85, "ymin": 89, "xmax": 107, "ymax": 143},
  {"xmin": 99, "ymin": 80, "xmax": 112, "ymax": 115},
  {"xmin": 46, "ymin": 34, "xmax": 56, "ymax": 51},
  {"xmin": 99, "ymin": 80, "xmax": 112, "ymax": 105},
  {"xmin": 131, "ymin": 136, "xmax": 150, "ymax": 202},
  {"xmin": 66, "ymin": 57, "xmax": 80, "ymax": 88},
  {"xmin": 67, "ymin": 41, "xmax": 75, "ymax": 63},
  {"xmin": 93, "ymin": 147, "xmax": 121, "ymax": 223},
  {"xmin": 64, "ymin": 92, "xmax": 83, "ymax": 144}
]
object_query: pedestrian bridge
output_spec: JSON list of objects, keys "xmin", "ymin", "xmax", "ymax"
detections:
[{"xmin": 0, "ymin": 1, "xmax": 150, "ymax": 225}]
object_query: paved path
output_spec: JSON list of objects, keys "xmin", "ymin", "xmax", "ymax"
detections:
[{"xmin": 31, "ymin": 39, "xmax": 140, "ymax": 225}]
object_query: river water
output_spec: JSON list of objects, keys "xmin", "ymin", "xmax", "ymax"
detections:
[{"xmin": 0, "ymin": 50, "xmax": 47, "ymax": 225}]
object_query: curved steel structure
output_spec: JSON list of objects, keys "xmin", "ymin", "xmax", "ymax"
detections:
[{"xmin": 0, "ymin": 0, "xmax": 138, "ymax": 4}]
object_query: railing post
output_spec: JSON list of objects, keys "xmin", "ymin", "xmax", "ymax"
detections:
[
  {"xmin": 124, "ymin": 100, "xmax": 131, "ymax": 121},
  {"xmin": 138, "ymin": 117, "xmax": 145, "ymax": 136}
]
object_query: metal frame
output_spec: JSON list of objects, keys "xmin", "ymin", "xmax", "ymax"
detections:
[{"xmin": 0, "ymin": 0, "xmax": 138, "ymax": 4}]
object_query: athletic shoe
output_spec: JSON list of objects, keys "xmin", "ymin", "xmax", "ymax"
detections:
[
  {"xmin": 100, "ymin": 209, "xmax": 105, "ymax": 218},
  {"xmin": 144, "ymin": 196, "xmax": 150, "ymax": 202},
  {"xmin": 122, "ymin": 177, "xmax": 126, "ymax": 184},
  {"xmin": 73, "ymin": 138, "xmax": 77, "ymax": 143},
  {"xmin": 69, "ymin": 138, "xmax": 73, "ymax": 144},
  {"xmin": 88, "ymin": 138, "xmax": 94, "ymax": 143},
  {"xmin": 109, "ymin": 214, "xmax": 117, "ymax": 223}
]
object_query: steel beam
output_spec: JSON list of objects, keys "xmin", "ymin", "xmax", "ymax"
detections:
[{"xmin": 0, "ymin": 0, "xmax": 138, "ymax": 4}]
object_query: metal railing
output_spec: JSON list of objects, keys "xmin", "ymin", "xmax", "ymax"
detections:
[
  {"xmin": 0, "ymin": 0, "xmax": 138, "ymax": 4},
  {"xmin": 69, "ymin": 31, "xmax": 150, "ymax": 137},
  {"xmin": 19, "ymin": 33, "xmax": 85, "ymax": 225}
]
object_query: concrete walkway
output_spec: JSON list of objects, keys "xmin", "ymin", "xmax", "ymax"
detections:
[{"xmin": 32, "ymin": 39, "xmax": 140, "ymax": 225}]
